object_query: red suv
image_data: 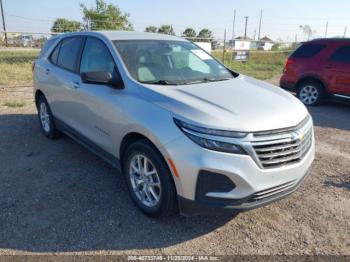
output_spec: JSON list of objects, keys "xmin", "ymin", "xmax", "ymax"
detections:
[{"xmin": 280, "ymin": 38, "xmax": 350, "ymax": 106}]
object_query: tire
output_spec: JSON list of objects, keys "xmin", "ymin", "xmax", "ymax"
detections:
[
  {"xmin": 123, "ymin": 140, "xmax": 178, "ymax": 218},
  {"xmin": 36, "ymin": 95, "xmax": 60, "ymax": 139},
  {"xmin": 297, "ymin": 80, "xmax": 325, "ymax": 106}
]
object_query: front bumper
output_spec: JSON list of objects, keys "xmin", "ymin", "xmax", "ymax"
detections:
[
  {"xmin": 162, "ymin": 119, "xmax": 315, "ymax": 216},
  {"xmin": 178, "ymin": 169, "xmax": 310, "ymax": 216}
]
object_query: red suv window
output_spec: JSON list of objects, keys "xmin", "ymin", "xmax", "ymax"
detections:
[
  {"xmin": 291, "ymin": 44, "xmax": 326, "ymax": 59},
  {"xmin": 329, "ymin": 45, "xmax": 350, "ymax": 63}
]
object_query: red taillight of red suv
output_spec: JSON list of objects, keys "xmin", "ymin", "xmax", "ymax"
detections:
[{"xmin": 283, "ymin": 58, "xmax": 294, "ymax": 73}]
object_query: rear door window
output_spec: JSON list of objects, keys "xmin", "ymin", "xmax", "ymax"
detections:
[
  {"xmin": 329, "ymin": 45, "xmax": 350, "ymax": 64},
  {"xmin": 291, "ymin": 44, "xmax": 326, "ymax": 59},
  {"xmin": 56, "ymin": 37, "xmax": 83, "ymax": 72}
]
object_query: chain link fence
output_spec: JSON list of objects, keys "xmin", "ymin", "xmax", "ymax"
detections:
[{"xmin": 0, "ymin": 31, "xmax": 299, "ymax": 88}]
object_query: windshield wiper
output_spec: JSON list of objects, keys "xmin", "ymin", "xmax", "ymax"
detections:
[
  {"xmin": 184, "ymin": 77, "xmax": 232, "ymax": 85},
  {"xmin": 203, "ymin": 77, "xmax": 232, "ymax": 82},
  {"xmin": 142, "ymin": 80, "xmax": 176, "ymax": 85}
]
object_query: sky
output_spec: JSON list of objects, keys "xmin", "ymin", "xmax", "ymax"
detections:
[{"xmin": 2, "ymin": 0, "xmax": 350, "ymax": 41}]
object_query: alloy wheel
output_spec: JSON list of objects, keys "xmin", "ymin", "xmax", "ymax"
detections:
[
  {"xmin": 39, "ymin": 102, "xmax": 50, "ymax": 133},
  {"xmin": 129, "ymin": 154, "xmax": 162, "ymax": 207},
  {"xmin": 299, "ymin": 85, "xmax": 319, "ymax": 105}
]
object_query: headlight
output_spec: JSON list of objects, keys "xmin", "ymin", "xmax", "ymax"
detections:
[{"xmin": 174, "ymin": 118, "xmax": 248, "ymax": 155}]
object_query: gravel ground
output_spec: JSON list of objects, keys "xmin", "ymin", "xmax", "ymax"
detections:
[{"xmin": 0, "ymin": 84, "xmax": 349, "ymax": 256}]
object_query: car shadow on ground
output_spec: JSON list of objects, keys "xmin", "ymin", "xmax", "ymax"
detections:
[
  {"xmin": 324, "ymin": 180, "xmax": 350, "ymax": 191},
  {"xmin": 0, "ymin": 113, "xmax": 236, "ymax": 253},
  {"xmin": 307, "ymin": 101, "xmax": 350, "ymax": 131}
]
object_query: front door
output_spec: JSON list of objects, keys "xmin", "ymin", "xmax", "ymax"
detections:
[{"xmin": 72, "ymin": 37, "xmax": 124, "ymax": 156}]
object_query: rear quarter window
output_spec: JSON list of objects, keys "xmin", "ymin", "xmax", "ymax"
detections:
[
  {"xmin": 38, "ymin": 38, "xmax": 58, "ymax": 58},
  {"xmin": 291, "ymin": 44, "xmax": 326, "ymax": 59}
]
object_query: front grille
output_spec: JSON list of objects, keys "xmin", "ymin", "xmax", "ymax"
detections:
[{"xmin": 252, "ymin": 122, "xmax": 313, "ymax": 169}]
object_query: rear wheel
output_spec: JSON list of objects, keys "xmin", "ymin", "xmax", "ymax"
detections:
[
  {"xmin": 297, "ymin": 80, "xmax": 325, "ymax": 106},
  {"xmin": 123, "ymin": 140, "xmax": 178, "ymax": 218},
  {"xmin": 37, "ymin": 95, "xmax": 59, "ymax": 139}
]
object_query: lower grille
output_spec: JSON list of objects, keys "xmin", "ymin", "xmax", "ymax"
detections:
[
  {"xmin": 248, "ymin": 180, "xmax": 296, "ymax": 202},
  {"xmin": 252, "ymin": 124, "xmax": 313, "ymax": 169}
]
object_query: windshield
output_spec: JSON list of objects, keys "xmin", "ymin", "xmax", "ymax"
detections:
[{"xmin": 113, "ymin": 40, "xmax": 236, "ymax": 85}]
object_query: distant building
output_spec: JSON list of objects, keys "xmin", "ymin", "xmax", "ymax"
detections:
[
  {"xmin": 1, "ymin": 33, "xmax": 34, "ymax": 47},
  {"xmin": 257, "ymin": 36, "xmax": 274, "ymax": 51},
  {"xmin": 229, "ymin": 36, "xmax": 253, "ymax": 50}
]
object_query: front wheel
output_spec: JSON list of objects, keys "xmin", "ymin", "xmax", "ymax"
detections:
[
  {"xmin": 123, "ymin": 140, "xmax": 178, "ymax": 218},
  {"xmin": 297, "ymin": 81, "xmax": 325, "ymax": 106}
]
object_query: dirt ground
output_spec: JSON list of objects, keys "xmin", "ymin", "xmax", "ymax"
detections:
[{"xmin": 0, "ymin": 84, "xmax": 349, "ymax": 256}]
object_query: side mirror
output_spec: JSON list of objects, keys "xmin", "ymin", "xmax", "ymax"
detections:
[{"xmin": 81, "ymin": 69, "xmax": 124, "ymax": 89}]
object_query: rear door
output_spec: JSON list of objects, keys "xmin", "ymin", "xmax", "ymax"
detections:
[
  {"xmin": 45, "ymin": 36, "xmax": 84, "ymax": 128},
  {"xmin": 325, "ymin": 44, "xmax": 350, "ymax": 96}
]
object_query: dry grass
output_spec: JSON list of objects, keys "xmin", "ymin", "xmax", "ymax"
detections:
[
  {"xmin": 0, "ymin": 49, "xmax": 39, "ymax": 87},
  {"xmin": 0, "ymin": 49, "xmax": 290, "ymax": 87},
  {"xmin": 2, "ymin": 100, "xmax": 26, "ymax": 107},
  {"xmin": 212, "ymin": 50, "xmax": 290, "ymax": 80}
]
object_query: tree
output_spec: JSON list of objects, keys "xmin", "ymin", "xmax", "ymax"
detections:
[
  {"xmin": 51, "ymin": 18, "xmax": 82, "ymax": 33},
  {"xmin": 197, "ymin": 29, "xmax": 213, "ymax": 39},
  {"xmin": 145, "ymin": 26, "xmax": 158, "ymax": 33},
  {"xmin": 182, "ymin": 28, "xmax": 196, "ymax": 38},
  {"xmin": 80, "ymin": 0, "xmax": 133, "ymax": 31},
  {"xmin": 158, "ymin": 25, "xmax": 175, "ymax": 35},
  {"xmin": 299, "ymin": 25, "xmax": 316, "ymax": 41}
]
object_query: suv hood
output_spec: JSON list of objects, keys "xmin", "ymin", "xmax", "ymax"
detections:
[{"xmin": 141, "ymin": 75, "xmax": 309, "ymax": 132}]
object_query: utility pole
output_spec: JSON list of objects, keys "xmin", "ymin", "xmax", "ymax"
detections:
[
  {"xmin": 231, "ymin": 9, "xmax": 236, "ymax": 48},
  {"xmin": 325, "ymin": 21, "xmax": 328, "ymax": 38},
  {"xmin": 295, "ymin": 34, "xmax": 298, "ymax": 43},
  {"xmin": 244, "ymin": 16, "xmax": 249, "ymax": 39},
  {"xmin": 258, "ymin": 9, "xmax": 262, "ymax": 40},
  {"xmin": 0, "ymin": 0, "xmax": 7, "ymax": 47},
  {"xmin": 344, "ymin": 27, "xmax": 347, "ymax": 38},
  {"xmin": 223, "ymin": 28, "xmax": 226, "ymax": 64}
]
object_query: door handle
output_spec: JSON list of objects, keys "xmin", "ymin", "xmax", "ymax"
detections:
[
  {"xmin": 45, "ymin": 68, "xmax": 50, "ymax": 75},
  {"xmin": 70, "ymin": 81, "xmax": 80, "ymax": 89}
]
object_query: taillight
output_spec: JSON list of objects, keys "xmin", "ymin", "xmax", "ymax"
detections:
[
  {"xmin": 31, "ymin": 61, "xmax": 36, "ymax": 72},
  {"xmin": 283, "ymin": 58, "xmax": 294, "ymax": 72}
]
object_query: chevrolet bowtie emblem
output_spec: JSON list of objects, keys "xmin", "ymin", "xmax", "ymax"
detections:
[{"xmin": 292, "ymin": 131, "xmax": 304, "ymax": 140}]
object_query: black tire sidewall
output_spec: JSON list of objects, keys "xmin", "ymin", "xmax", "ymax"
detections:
[{"xmin": 123, "ymin": 140, "xmax": 177, "ymax": 217}]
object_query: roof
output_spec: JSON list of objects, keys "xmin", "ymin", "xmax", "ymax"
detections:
[
  {"xmin": 260, "ymin": 36, "xmax": 273, "ymax": 42},
  {"xmin": 56, "ymin": 31, "xmax": 187, "ymax": 42},
  {"xmin": 235, "ymin": 36, "xmax": 253, "ymax": 41},
  {"xmin": 310, "ymin": 37, "xmax": 350, "ymax": 43}
]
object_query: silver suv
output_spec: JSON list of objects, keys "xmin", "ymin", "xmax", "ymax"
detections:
[{"xmin": 33, "ymin": 31, "xmax": 315, "ymax": 217}]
